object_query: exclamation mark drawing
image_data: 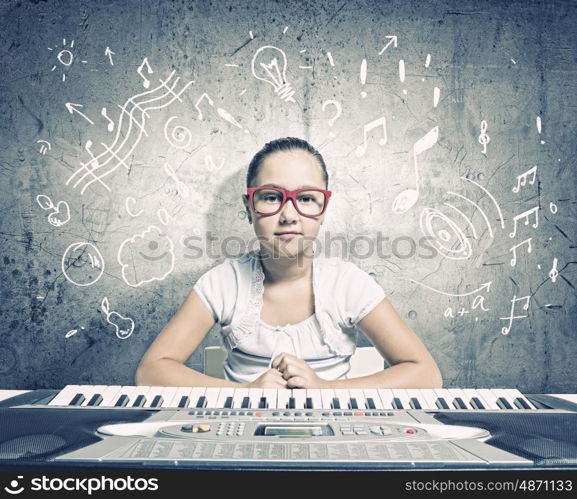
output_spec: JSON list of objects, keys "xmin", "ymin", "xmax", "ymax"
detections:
[
  {"xmin": 360, "ymin": 59, "xmax": 367, "ymax": 98},
  {"xmin": 399, "ymin": 59, "xmax": 406, "ymax": 95},
  {"xmin": 537, "ymin": 116, "xmax": 545, "ymax": 144}
]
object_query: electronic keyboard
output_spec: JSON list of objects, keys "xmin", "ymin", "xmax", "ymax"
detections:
[{"xmin": 26, "ymin": 385, "xmax": 562, "ymax": 411}]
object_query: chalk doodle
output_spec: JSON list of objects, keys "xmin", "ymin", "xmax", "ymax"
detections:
[
  {"xmin": 164, "ymin": 162, "xmax": 190, "ymax": 199},
  {"xmin": 101, "ymin": 297, "xmax": 135, "ymax": 340},
  {"xmin": 433, "ymin": 86, "xmax": 440, "ymax": 107},
  {"xmin": 509, "ymin": 237, "xmax": 532, "ymax": 266},
  {"xmin": 118, "ymin": 226, "xmax": 175, "ymax": 287},
  {"xmin": 48, "ymin": 38, "xmax": 87, "ymax": 82},
  {"xmin": 392, "ymin": 126, "xmax": 439, "ymax": 214},
  {"xmin": 101, "ymin": 107, "xmax": 115, "ymax": 132},
  {"xmin": 164, "ymin": 116, "xmax": 193, "ymax": 149},
  {"xmin": 137, "ymin": 57, "xmax": 153, "ymax": 88},
  {"xmin": 194, "ymin": 93, "xmax": 249, "ymax": 133},
  {"xmin": 125, "ymin": 197, "xmax": 143, "ymax": 217},
  {"xmin": 105, "ymin": 46, "xmax": 115, "ymax": 66},
  {"xmin": 37, "ymin": 140, "xmax": 51, "ymax": 155},
  {"xmin": 251, "ymin": 45, "xmax": 296, "ymax": 103},
  {"xmin": 549, "ymin": 202, "xmax": 558, "ymax": 214},
  {"xmin": 360, "ymin": 59, "xmax": 367, "ymax": 98},
  {"xmin": 536, "ymin": 115, "xmax": 544, "ymax": 144},
  {"xmin": 322, "ymin": 100, "xmax": 342, "ymax": 138},
  {"xmin": 419, "ymin": 207, "xmax": 472, "ymax": 260},
  {"xmin": 205, "ymin": 155, "xmax": 225, "ymax": 171},
  {"xmin": 378, "ymin": 35, "xmax": 397, "ymax": 55},
  {"xmin": 326, "ymin": 52, "xmax": 335, "ymax": 66},
  {"xmin": 66, "ymin": 62, "xmax": 194, "ymax": 194},
  {"xmin": 425, "ymin": 54, "xmax": 431, "ymax": 68},
  {"xmin": 478, "ymin": 120, "xmax": 490, "ymax": 154},
  {"xmin": 509, "ymin": 206, "xmax": 539, "ymax": 238},
  {"xmin": 65, "ymin": 102, "xmax": 95, "ymax": 125},
  {"xmin": 411, "ymin": 279, "xmax": 492, "ymax": 297},
  {"xmin": 36, "ymin": 194, "xmax": 71, "ymax": 227},
  {"xmin": 444, "ymin": 293, "xmax": 490, "ymax": 319},
  {"xmin": 460, "ymin": 176, "xmax": 506, "ymax": 229},
  {"xmin": 157, "ymin": 207, "xmax": 175, "ymax": 226},
  {"xmin": 549, "ymin": 257, "xmax": 559, "ymax": 283},
  {"xmin": 500, "ymin": 295, "xmax": 530, "ymax": 335},
  {"xmin": 356, "ymin": 116, "xmax": 387, "ymax": 157},
  {"xmin": 512, "ymin": 166, "xmax": 537, "ymax": 193},
  {"xmin": 65, "ymin": 326, "xmax": 85, "ymax": 339},
  {"xmin": 61, "ymin": 242, "xmax": 105, "ymax": 287}
]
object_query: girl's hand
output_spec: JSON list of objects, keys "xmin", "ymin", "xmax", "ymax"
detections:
[
  {"xmin": 246, "ymin": 368, "xmax": 288, "ymax": 389},
  {"xmin": 271, "ymin": 352, "xmax": 328, "ymax": 389}
]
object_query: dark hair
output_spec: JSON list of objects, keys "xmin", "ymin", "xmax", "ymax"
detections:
[{"xmin": 246, "ymin": 137, "xmax": 329, "ymax": 189}]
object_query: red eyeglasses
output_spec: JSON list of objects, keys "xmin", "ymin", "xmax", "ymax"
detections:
[{"xmin": 246, "ymin": 187, "xmax": 332, "ymax": 218}]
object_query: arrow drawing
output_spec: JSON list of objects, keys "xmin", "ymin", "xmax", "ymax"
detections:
[
  {"xmin": 378, "ymin": 36, "xmax": 398, "ymax": 55},
  {"xmin": 409, "ymin": 279, "xmax": 492, "ymax": 297},
  {"xmin": 65, "ymin": 102, "xmax": 95, "ymax": 125}
]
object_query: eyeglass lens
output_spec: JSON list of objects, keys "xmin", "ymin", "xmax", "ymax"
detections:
[{"xmin": 253, "ymin": 189, "xmax": 326, "ymax": 216}]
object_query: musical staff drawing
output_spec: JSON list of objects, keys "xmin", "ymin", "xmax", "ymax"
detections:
[
  {"xmin": 392, "ymin": 126, "xmax": 439, "ymax": 214},
  {"xmin": 101, "ymin": 107, "xmax": 115, "ymax": 132},
  {"xmin": 509, "ymin": 206, "xmax": 539, "ymax": 238},
  {"xmin": 512, "ymin": 166, "xmax": 537, "ymax": 193},
  {"xmin": 500, "ymin": 295, "xmax": 531, "ymax": 335},
  {"xmin": 355, "ymin": 117, "xmax": 387, "ymax": 157},
  {"xmin": 509, "ymin": 237, "xmax": 532, "ymax": 267},
  {"xmin": 66, "ymin": 66, "xmax": 193, "ymax": 195}
]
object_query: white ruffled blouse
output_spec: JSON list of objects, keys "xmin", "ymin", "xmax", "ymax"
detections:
[{"xmin": 193, "ymin": 250, "xmax": 386, "ymax": 384}]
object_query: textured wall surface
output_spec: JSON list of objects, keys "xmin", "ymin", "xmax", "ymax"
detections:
[{"xmin": 0, "ymin": 0, "xmax": 576, "ymax": 392}]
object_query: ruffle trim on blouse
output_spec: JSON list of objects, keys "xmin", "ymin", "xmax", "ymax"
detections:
[{"xmin": 220, "ymin": 250, "xmax": 356, "ymax": 356}]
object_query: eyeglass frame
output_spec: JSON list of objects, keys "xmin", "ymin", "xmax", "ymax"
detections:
[{"xmin": 246, "ymin": 186, "xmax": 332, "ymax": 218}]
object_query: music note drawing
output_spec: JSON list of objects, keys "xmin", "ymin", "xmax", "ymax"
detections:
[
  {"xmin": 392, "ymin": 126, "xmax": 439, "ymax": 214},
  {"xmin": 355, "ymin": 117, "xmax": 387, "ymax": 157},
  {"xmin": 137, "ymin": 58, "xmax": 153, "ymax": 89}
]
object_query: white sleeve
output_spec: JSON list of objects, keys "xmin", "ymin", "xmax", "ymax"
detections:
[
  {"xmin": 192, "ymin": 260, "xmax": 236, "ymax": 324},
  {"xmin": 339, "ymin": 262, "xmax": 387, "ymax": 328}
]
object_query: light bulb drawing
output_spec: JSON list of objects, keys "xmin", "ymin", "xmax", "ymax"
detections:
[{"xmin": 251, "ymin": 45, "xmax": 296, "ymax": 103}]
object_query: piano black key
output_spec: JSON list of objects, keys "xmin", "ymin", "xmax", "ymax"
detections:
[
  {"xmin": 87, "ymin": 394, "xmax": 103, "ymax": 407},
  {"xmin": 471, "ymin": 397, "xmax": 486, "ymax": 409},
  {"xmin": 288, "ymin": 397, "xmax": 296, "ymax": 409},
  {"xmin": 259, "ymin": 397, "xmax": 268, "ymax": 409},
  {"xmin": 514, "ymin": 397, "xmax": 531, "ymax": 409},
  {"xmin": 178, "ymin": 396, "xmax": 190, "ymax": 408},
  {"xmin": 305, "ymin": 397, "xmax": 314, "ymax": 409},
  {"xmin": 224, "ymin": 397, "xmax": 233, "ymax": 409},
  {"xmin": 114, "ymin": 394, "xmax": 129, "ymax": 407},
  {"xmin": 366, "ymin": 398, "xmax": 376, "ymax": 409},
  {"xmin": 349, "ymin": 398, "xmax": 359, "ymax": 409},
  {"xmin": 497, "ymin": 397, "xmax": 513, "ymax": 410},
  {"xmin": 132, "ymin": 395, "xmax": 146, "ymax": 407},
  {"xmin": 435, "ymin": 398, "xmax": 450, "ymax": 410},
  {"xmin": 241, "ymin": 396, "xmax": 251, "ymax": 409},
  {"xmin": 331, "ymin": 397, "xmax": 341, "ymax": 409},
  {"xmin": 151, "ymin": 395, "xmax": 163, "ymax": 408},
  {"xmin": 196, "ymin": 396, "xmax": 207, "ymax": 408},
  {"xmin": 453, "ymin": 397, "xmax": 467, "ymax": 409},
  {"xmin": 70, "ymin": 393, "xmax": 85, "ymax": 406},
  {"xmin": 409, "ymin": 397, "xmax": 422, "ymax": 410},
  {"xmin": 392, "ymin": 397, "xmax": 404, "ymax": 409}
]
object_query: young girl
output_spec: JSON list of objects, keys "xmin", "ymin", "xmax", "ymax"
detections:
[{"xmin": 136, "ymin": 137, "xmax": 442, "ymax": 389}]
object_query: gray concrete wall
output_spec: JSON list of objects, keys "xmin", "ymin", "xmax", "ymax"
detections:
[{"xmin": 0, "ymin": 0, "xmax": 576, "ymax": 392}]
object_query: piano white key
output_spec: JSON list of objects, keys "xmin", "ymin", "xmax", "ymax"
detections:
[
  {"xmin": 167, "ymin": 387, "xmax": 193, "ymax": 408},
  {"xmin": 476, "ymin": 389, "xmax": 501, "ymax": 410},
  {"xmin": 333, "ymin": 389, "xmax": 350, "ymax": 410},
  {"xmin": 320, "ymin": 388, "xmax": 336, "ymax": 409},
  {"xmin": 305, "ymin": 389, "xmax": 323, "ymax": 409},
  {"xmin": 151, "ymin": 386, "xmax": 178, "ymax": 408},
  {"xmin": 203, "ymin": 387, "xmax": 221, "ymax": 408},
  {"xmin": 404, "ymin": 389, "xmax": 424, "ymax": 409},
  {"xmin": 109, "ymin": 386, "xmax": 138, "ymax": 407},
  {"xmin": 99, "ymin": 385, "xmax": 123, "ymax": 407},
  {"xmin": 434, "ymin": 388, "xmax": 459, "ymax": 409},
  {"xmin": 376, "ymin": 389, "xmax": 394, "ymax": 409},
  {"xmin": 416, "ymin": 389, "xmax": 439, "ymax": 410},
  {"xmin": 391, "ymin": 389, "xmax": 411, "ymax": 409},
  {"xmin": 48, "ymin": 384, "xmax": 85, "ymax": 406},
  {"xmin": 503, "ymin": 388, "xmax": 536, "ymax": 409},
  {"xmin": 248, "ymin": 388, "xmax": 264, "ymax": 409},
  {"xmin": 492, "ymin": 388, "xmax": 519, "ymax": 410},
  {"xmin": 76, "ymin": 385, "xmax": 104, "ymax": 407},
  {"xmin": 292, "ymin": 389, "xmax": 307, "ymax": 409},
  {"xmin": 232, "ymin": 388, "xmax": 249, "ymax": 409},
  {"xmin": 363, "ymin": 389, "xmax": 383, "ymax": 409},
  {"xmin": 447, "ymin": 388, "xmax": 473, "ymax": 409},
  {"xmin": 262, "ymin": 388, "xmax": 278, "ymax": 409},
  {"xmin": 216, "ymin": 387, "xmax": 236, "ymax": 408},
  {"xmin": 348, "ymin": 388, "xmax": 366, "ymax": 409},
  {"xmin": 277, "ymin": 389, "xmax": 292, "ymax": 409},
  {"xmin": 461, "ymin": 388, "xmax": 489, "ymax": 409},
  {"xmin": 129, "ymin": 386, "xmax": 151, "ymax": 407}
]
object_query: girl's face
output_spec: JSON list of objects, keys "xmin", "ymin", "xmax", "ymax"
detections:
[{"xmin": 243, "ymin": 149, "xmax": 327, "ymax": 260}]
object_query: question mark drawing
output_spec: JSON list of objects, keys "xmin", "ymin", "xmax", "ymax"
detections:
[{"xmin": 322, "ymin": 100, "xmax": 342, "ymax": 138}]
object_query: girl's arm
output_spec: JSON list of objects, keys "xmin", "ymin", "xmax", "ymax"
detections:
[
  {"xmin": 135, "ymin": 290, "xmax": 241, "ymax": 387},
  {"xmin": 327, "ymin": 297, "xmax": 443, "ymax": 389}
]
